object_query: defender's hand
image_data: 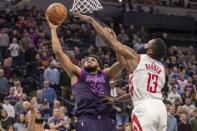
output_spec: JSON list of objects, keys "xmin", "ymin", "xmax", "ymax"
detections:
[
  {"xmin": 100, "ymin": 95, "xmax": 115, "ymax": 105},
  {"xmin": 73, "ymin": 12, "xmax": 92, "ymax": 22}
]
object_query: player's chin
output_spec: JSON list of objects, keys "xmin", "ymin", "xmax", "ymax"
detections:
[{"xmin": 85, "ymin": 63, "xmax": 94, "ymax": 67}]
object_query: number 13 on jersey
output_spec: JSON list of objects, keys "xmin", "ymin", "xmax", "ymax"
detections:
[{"xmin": 147, "ymin": 73, "xmax": 158, "ymax": 93}]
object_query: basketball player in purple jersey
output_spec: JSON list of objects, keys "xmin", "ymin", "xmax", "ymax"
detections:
[{"xmin": 46, "ymin": 16, "xmax": 126, "ymax": 131}]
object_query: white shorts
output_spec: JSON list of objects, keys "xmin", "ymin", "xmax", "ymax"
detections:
[{"xmin": 131, "ymin": 99, "xmax": 167, "ymax": 131}]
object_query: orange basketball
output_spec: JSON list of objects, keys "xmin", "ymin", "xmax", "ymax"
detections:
[{"xmin": 46, "ymin": 3, "xmax": 67, "ymax": 25}]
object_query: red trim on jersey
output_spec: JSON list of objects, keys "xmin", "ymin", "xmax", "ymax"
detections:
[
  {"xmin": 137, "ymin": 54, "xmax": 141, "ymax": 64},
  {"xmin": 129, "ymin": 75, "xmax": 134, "ymax": 96},
  {"xmin": 132, "ymin": 114, "xmax": 143, "ymax": 131}
]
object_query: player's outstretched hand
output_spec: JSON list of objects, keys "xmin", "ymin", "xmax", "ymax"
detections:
[
  {"xmin": 73, "ymin": 12, "xmax": 92, "ymax": 22},
  {"xmin": 100, "ymin": 95, "xmax": 115, "ymax": 105}
]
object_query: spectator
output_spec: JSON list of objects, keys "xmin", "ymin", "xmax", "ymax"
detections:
[
  {"xmin": 43, "ymin": 61, "xmax": 60, "ymax": 95},
  {"xmin": 117, "ymin": 29, "xmax": 129, "ymax": 44},
  {"xmin": 7, "ymin": 87, "xmax": 20, "ymax": 105},
  {"xmin": 133, "ymin": 38, "xmax": 144, "ymax": 52},
  {"xmin": 40, "ymin": 51, "xmax": 51, "ymax": 68},
  {"xmin": 167, "ymin": 105, "xmax": 177, "ymax": 131},
  {"xmin": 190, "ymin": 109, "xmax": 197, "ymax": 131},
  {"xmin": 35, "ymin": 90, "xmax": 50, "ymax": 119},
  {"xmin": 22, "ymin": 101, "xmax": 31, "ymax": 115},
  {"xmin": 182, "ymin": 98, "xmax": 196, "ymax": 116},
  {"xmin": 3, "ymin": 58, "xmax": 14, "ymax": 81},
  {"xmin": 167, "ymin": 86, "xmax": 182, "ymax": 104},
  {"xmin": 184, "ymin": 77, "xmax": 196, "ymax": 94},
  {"xmin": 0, "ymin": 109, "xmax": 15, "ymax": 130},
  {"xmin": 178, "ymin": 113, "xmax": 192, "ymax": 131},
  {"xmin": 0, "ymin": 69, "xmax": 9, "ymax": 101},
  {"xmin": 2, "ymin": 97, "xmax": 15, "ymax": 118},
  {"xmin": 25, "ymin": 43, "xmax": 37, "ymax": 74},
  {"xmin": 13, "ymin": 80, "xmax": 23, "ymax": 98},
  {"xmin": 166, "ymin": 103, "xmax": 171, "ymax": 113},
  {"xmin": 189, "ymin": 109, "xmax": 195, "ymax": 120},
  {"xmin": 182, "ymin": 90, "xmax": 192, "ymax": 102},
  {"xmin": 8, "ymin": 37, "xmax": 20, "ymax": 65},
  {"xmin": 127, "ymin": 24, "xmax": 135, "ymax": 45},
  {"xmin": 0, "ymin": 28, "xmax": 9, "ymax": 59},
  {"xmin": 175, "ymin": 106, "xmax": 184, "ymax": 124},
  {"xmin": 168, "ymin": 56, "xmax": 179, "ymax": 69},
  {"xmin": 167, "ymin": 78, "xmax": 178, "ymax": 93},
  {"xmin": 41, "ymin": 80, "xmax": 57, "ymax": 108},
  {"xmin": 53, "ymin": 100, "xmax": 61, "ymax": 109},
  {"xmin": 59, "ymin": 106, "xmax": 71, "ymax": 129},
  {"xmin": 48, "ymin": 108, "xmax": 69, "ymax": 131},
  {"xmin": 7, "ymin": 125, "xmax": 15, "ymax": 131},
  {"xmin": 115, "ymin": 87, "xmax": 131, "ymax": 128},
  {"xmin": 13, "ymin": 113, "xmax": 27, "ymax": 131},
  {"xmin": 14, "ymin": 93, "xmax": 28, "ymax": 116},
  {"xmin": 19, "ymin": 32, "xmax": 32, "ymax": 51},
  {"xmin": 169, "ymin": 66, "xmax": 180, "ymax": 81}
]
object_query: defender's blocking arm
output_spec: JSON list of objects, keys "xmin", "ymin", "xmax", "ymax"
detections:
[
  {"xmin": 74, "ymin": 13, "xmax": 139, "ymax": 71},
  {"xmin": 74, "ymin": 14, "xmax": 137, "ymax": 59}
]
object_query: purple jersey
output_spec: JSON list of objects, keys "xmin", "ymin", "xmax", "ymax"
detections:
[{"xmin": 72, "ymin": 69, "xmax": 111, "ymax": 118}]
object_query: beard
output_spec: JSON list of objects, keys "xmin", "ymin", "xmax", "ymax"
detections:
[{"xmin": 84, "ymin": 65, "xmax": 97, "ymax": 72}]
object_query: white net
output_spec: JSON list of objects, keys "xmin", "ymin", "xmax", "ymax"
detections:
[{"xmin": 70, "ymin": 0, "xmax": 103, "ymax": 14}]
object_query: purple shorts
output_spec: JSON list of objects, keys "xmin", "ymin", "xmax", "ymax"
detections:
[{"xmin": 76, "ymin": 115, "xmax": 116, "ymax": 131}]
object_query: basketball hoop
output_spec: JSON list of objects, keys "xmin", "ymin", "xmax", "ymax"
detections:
[{"xmin": 70, "ymin": 0, "xmax": 103, "ymax": 14}]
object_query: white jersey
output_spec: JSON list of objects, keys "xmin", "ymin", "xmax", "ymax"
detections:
[{"xmin": 129, "ymin": 54, "xmax": 165, "ymax": 106}]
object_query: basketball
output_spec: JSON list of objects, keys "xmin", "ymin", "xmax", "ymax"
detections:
[{"xmin": 46, "ymin": 3, "xmax": 67, "ymax": 25}]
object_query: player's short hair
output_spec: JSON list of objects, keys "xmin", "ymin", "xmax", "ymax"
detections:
[
  {"xmin": 88, "ymin": 54, "xmax": 102, "ymax": 69},
  {"xmin": 151, "ymin": 38, "xmax": 167, "ymax": 60}
]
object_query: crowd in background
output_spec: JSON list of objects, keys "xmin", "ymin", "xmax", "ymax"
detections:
[
  {"xmin": 0, "ymin": 4, "xmax": 196, "ymax": 131},
  {"xmin": 122, "ymin": 0, "xmax": 197, "ymax": 8}
]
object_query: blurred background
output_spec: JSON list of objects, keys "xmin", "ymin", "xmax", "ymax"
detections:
[{"xmin": 0, "ymin": 0, "xmax": 196, "ymax": 131}]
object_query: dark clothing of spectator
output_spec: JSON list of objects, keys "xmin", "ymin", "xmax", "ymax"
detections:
[
  {"xmin": 190, "ymin": 117, "xmax": 197, "ymax": 131},
  {"xmin": 3, "ymin": 66, "xmax": 14, "ymax": 80},
  {"xmin": 178, "ymin": 122, "xmax": 192, "ymax": 131},
  {"xmin": 1, "ymin": 116, "xmax": 16, "ymax": 130},
  {"xmin": 0, "ymin": 77, "xmax": 9, "ymax": 101}
]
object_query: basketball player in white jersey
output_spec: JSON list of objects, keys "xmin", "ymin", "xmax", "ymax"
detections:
[{"xmin": 75, "ymin": 13, "xmax": 168, "ymax": 131}]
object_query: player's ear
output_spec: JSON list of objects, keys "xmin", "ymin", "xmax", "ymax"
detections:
[{"xmin": 147, "ymin": 49, "xmax": 153, "ymax": 55}]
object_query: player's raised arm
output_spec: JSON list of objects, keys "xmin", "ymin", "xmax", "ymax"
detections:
[
  {"xmin": 46, "ymin": 15, "xmax": 80, "ymax": 78},
  {"xmin": 103, "ymin": 53, "xmax": 126, "ymax": 80},
  {"xmin": 27, "ymin": 98, "xmax": 36, "ymax": 131}
]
